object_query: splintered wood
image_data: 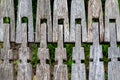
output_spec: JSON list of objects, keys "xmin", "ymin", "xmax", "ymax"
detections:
[
  {"xmin": 0, "ymin": 0, "xmax": 15, "ymax": 42},
  {"xmin": 70, "ymin": 0, "xmax": 87, "ymax": 42},
  {"xmin": 105, "ymin": 0, "xmax": 120, "ymax": 42},
  {"xmin": 88, "ymin": 0, "xmax": 104, "ymax": 42},
  {"xmin": 108, "ymin": 23, "xmax": 120, "ymax": 80},
  {"xmin": 72, "ymin": 24, "xmax": 86, "ymax": 80},
  {"xmin": 54, "ymin": 25, "xmax": 68, "ymax": 80},
  {"xmin": 53, "ymin": 0, "xmax": 69, "ymax": 42},
  {"xmin": 16, "ymin": 0, "xmax": 34, "ymax": 43},
  {"xmin": 0, "ymin": 24, "xmax": 13, "ymax": 80},
  {"xmin": 35, "ymin": 0, "xmax": 52, "ymax": 42},
  {"xmin": 36, "ymin": 23, "xmax": 50, "ymax": 80},
  {"xmin": 89, "ymin": 23, "xmax": 104, "ymax": 80},
  {"xmin": 17, "ymin": 24, "xmax": 32, "ymax": 80}
]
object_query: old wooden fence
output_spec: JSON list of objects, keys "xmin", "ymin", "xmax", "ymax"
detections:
[{"xmin": 0, "ymin": 0, "xmax": 120, "ymax": 80}]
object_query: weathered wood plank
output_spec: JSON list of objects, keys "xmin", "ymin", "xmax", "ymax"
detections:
[
  {"xmin": 0, "ymin": 24, "xmax": 14, "ymax": 80},
  {"xmin": 36, "ymin": 23, "xmax": 50, "ymax": 80},
  {"xmin": 16, "ymin": 0, "xmax": 34, "ymax": 43},
  {"xmin": 35, "ymin": 0, "xmax": 52, "ymax": 42},
  {"xmin": 54, "ymin": 25, "xmax": 68, "ymax": 80},
  {"xmin": 17, "ymin": 24, "xmax": 32, "ymax": 80},
  {"xmin": 105, "ymin": 0, "xmax": 120, "ymax": 42},
  {"xmin": 72, "ymin": 24, "xmax": 86, "ymax": 80},
  {"xmin": 70, "ymin": 0, "xmax": 87, "ymax": 42},
  {"xmin": 108, "ymin": 23, "xmax": 120, "ymax": 80},
  {"xmin": 0, "ymin": 0, "xmax": 15, "ymax": 42},
  {"xmin": 88, "ymin": 0, "xmax": 104, "ymax": 42},
  {"xmin": 53, "ymin": 0, "xmax": 69, "ymax": 42},
  {"xmin": 89, "ymin": 23, "xmax": 104, "ymax": 80}
]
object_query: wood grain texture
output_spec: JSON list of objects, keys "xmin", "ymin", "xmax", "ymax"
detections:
[
  {"xmin": 88, "ymin": 0, "xmax": 104, "ymax": 42},
  {"xmin": 53, "ymin": 0, "xmax": 69, "ymax": 42},
  {"xmin": 17, "ymin": 24, "xmax": 32, "ymax": 80},
  {"xmin": 105, "ymin": 0, "xmax": 120, "ymax": 42},
  {"xmin": 72, "ymin": 24, "xmax": 86, "ymax": 80},
  {"xmin": 0, "ymin": 0, "xmax": 15, "ymax": 42},
  {"xmin": 36, "ymin": 23, "xmax": 50, "ymax": 80},
  {"xmin": 70, "ymin": 0, "xmax": 87, "ymax": 42},
  {"xmin": 0, "ymin": 24, "xmax": 14, "ymax": 80},
  {"xmin": 54, "ymin": 25, "xmax": 68, "ymax": 80},
  {"xmin": 35, "ymin": 0, "xmax": 52, "ymax": 42},
  {"xmin": 108, "ymin": 23, "xmax": 120, "ymax": 80},
  {"xmin": 89, "ymin": 23, "xmax": 104, "ymax": 80},
  {"xmin": 16, "ymin": 0, "xmax": 34, "ymax": 43}
]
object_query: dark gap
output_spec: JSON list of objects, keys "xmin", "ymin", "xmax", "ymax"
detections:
[
  {"xmin": 37, "ymin": 60, "xmax": 40, "ymax": 64},
  {"xmin": 9, "ymin": 59, "xmax": 14, "ymax": 63},
  {"xmin": 46, "ymin": 59, "xmax": 50, "ymax": 64},
  {"xmin": 73, "ymin": 60, "xmax": 75, "ymax": 63},
  {"xmin": 27, "ymin": 59, "xmax": 31, "ymax": 63},
  {"xmin": 100, "ymin": 58, "xmax": 104, "ymax": 62},
  {"xmin": 22, "ymin": 17, "xmax": 28, "ymax": 23},
  {"xmin": 109, "ymin": 19, "xmax": 116, "ymax": 23},
  {"xmin": 41, "ymin": 19, "xmax": 47, "ymax": 24},
  {"xmin": 58, "ymin": 19, "xmax": 64, "ymax": 25},
  {"xmin": 63, "ymin": 59, "xmax": 67, "ymax": 64},
  {"xmin": 3, "ymin": 17, "xmax": 10, "ymax": 24},
  {"xmin": 118, "ymin": 57, "xmax": 120, "ymax": 61},
  {"xmin": 108, "ymin": 58, "xmax": 111, "ymax": 62},
  {"xmin": 81, "ymin": 60, "xmax": 85, "ymax": 63},
  {"xmin": 75, "ymin": 18, "xmax": 81, "ymax": 24},
  {"xmin": 92, "ymin": 18, "xmax": 99, "ymax": 22},
  {"xmin": 90, "ymin": 58, "xmax": 93, "ymax": 62}
]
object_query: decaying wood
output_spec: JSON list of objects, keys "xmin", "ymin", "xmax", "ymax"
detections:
[
  {"xmin": 72, "ymin": 24, "xmax": 86, "ymax": 80},
  {"xmin": 35, "ymin": 0, "xmax": 52, "ymax": 42},
  {"xmin": 36, "ymin": 23, "xmax": 50, "ymax": 80},
  {"xmin": 70, "ymin": 0, "xmax": 87, "ymax": 42},
  {"xmin": 53, "ymin": 0, "xmax": 69, "ymax": 42},
  {"xmin": 108, "ymin": 23, "xmax": 120, "ymax": 80},
  {"xmin": 17, "ymin": 24, "xmax": 32, "ymax": 80},
  {"xmin": 16, "ymin": 0, "xmax": 34, "ymax": 43},
  {"xmin": 89, "ymin": 23, "xmax": 104, "ymax": 80},
  {"xmin": 0, "ymin": 24, "xmax": 14, "ymax": 80},
  {"xmin": 105, "ymin": 0, "xmax": 120, "ymax": 42},
  {"xmin": 88, "ymin": 0, "xmax": 104, "ymax": 42},
  {"xmin": 0, "ymin": 0, "xmax": 15, "ymax": 42},
  {"xmin": 54, "ymin": 25, "xmax": 68, "ymax": 80}
]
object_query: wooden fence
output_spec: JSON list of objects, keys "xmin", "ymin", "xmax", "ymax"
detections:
[{"xmin": 0, "ymin": 0, "xmax": 120, "ymax": 80}]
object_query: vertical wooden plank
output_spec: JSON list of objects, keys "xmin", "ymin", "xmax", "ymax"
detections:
[
  {"xmin": 35, "ymin": 0, "xmax": 52, "ymax": 42},
  {"xmin": 88, "ymin": 0, "xmax": 104, "ymax": 42},
  {"xmin": 108, "ymin": 23, "xmax": 120, "ymax": 80},
  {"xmin": 53, "ymin": 25, "xmax": 68, "ymax": 80},
  {"xmin": 36, "ymin": 23, "xmax": 50, "ymax": 80},
  {"xmin": 70, "ymin": 0, "xmax": 87, "ymax": 42},
  {"xmin": 0, "ymin": 24, "xmax": 14, "ymax": 80},
  {"xmin": 16, "ymin": 0, "xmax": 34, "ymax": 43},
  {"xmin": 105, "ymin": 0, "xmax": 120, "ymax": 42},
  {"xmin": 72, "ymin": 24, "xmax": 86, "ymax": 80},
  {"xmin": 17, "ymin": 24, "xmax": 32, "ymax": 80},
  {"xmin": 89, "ymin": 23, "xmax": 104, "ymax": 80},
  {"xmin": 53, "ymin": 0, "xmax": 69, "ymax": 42},
  {"xmin": 0, "ymin": 0, "xmax": 15, "ymax": 42}
]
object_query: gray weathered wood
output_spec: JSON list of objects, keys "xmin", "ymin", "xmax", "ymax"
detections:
[
  {"xmin": 53, "ymin": 0, "xmax": 69, "ymax": 42},
  {"xmin": 72, "ymin": 24, "xmax": 86, "ymax": 80},
  {"xmin": 70, "ymin": 0, "xmax": 87, "ymax": 42},
  {"xmin": 35, "ymin": 0, "xmax": 52, "ymax": 42},
  {"xmin": 54, "ymin": 25, "xmax": 68, "ymax": 80},
  {"xmin": 16, "ymin": 0, "xmax": 34, "ymax": 43},
  {"xmin": 36, "ymin": 23, "xmax": 50, "ymax": 80},
  {"xmin": 0, "ymin": 24, "xmax": 14, "ymax": 80},
  {"xmin": 88, "ymin": 0, "xmax": 104, "ymax": 42},
  {"xmin": 0, "ymin": 0, "xmax": 15, "ymax": 42},
  {"xmin": 105, "ymin": 0, "xmax": 120, "ymax": 42},
  {"xmin": 89, "ymin": 23, "xmax": 104, "ymax": 80},
  {"xmin": 108, "ymin": 23, "xmax": 120, "ymax": 80},
  {"xmin": 17, "ymin": 24, "xmax": 32, "ymax": 80}
]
